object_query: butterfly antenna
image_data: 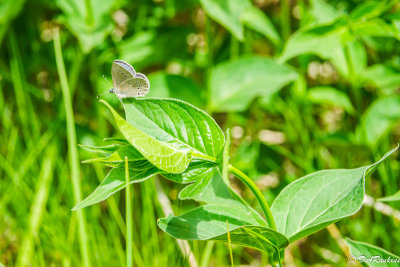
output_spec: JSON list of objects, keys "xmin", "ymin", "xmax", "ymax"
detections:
[
  {"xmin": 97, "ymin": 75, "xmax": 114, "ymax": 98},
  {"xmin": 102, "ymin": 75, "xmax": 113, "ymax": 88}
]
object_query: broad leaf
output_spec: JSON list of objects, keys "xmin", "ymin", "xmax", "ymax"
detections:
[
  {"xmin": 357, "ymin": 96, "xmax": 400, "ymax": 147},
  {"xmin": 158, "ymin": 204, "xmax": 289, "ymax": 254},
  {"xmin": 56, "ymin": 0, "xmax": 114, "ymax": 53},
  {"xmin": 199, "ymin": 0, "xmax": 251, "ymax": 40},
  {"xmin": 122, "ymin": 98, "xmax": 225, "ymax": 162},
  {"xmin": 162, "ymin": 160, "xmax": 216, "ymax": 184},
  {"xmin": 81, "ymin": 145, "xmax": 145, "ymax": 166},
  {"xmin": 240, "ymin": 7, "xmax": 281, "ymax": 46},
  {"xmin": 101, "ymin": 100, "xmax": 192, "ymax": 173},
  {"xmin": 378, "ymin": 191, "xmax": 400, "ymax": 202},
  {"xmin": 309, "ymin": 0, "xmax": 343, "ymax": 25},
  {"xmin": 73, "ymin": 161, "xmax": 159, "ymax": 210},
  {"xmin": 178, "ymin": 167, "xmax": 247, "ymax": 208},
  {"xmin": 361, "ymin": 64, "xmax": 400, "ymax": 93},
  {"xmin": 279, "ymin": 22, "xmax": 349, "ymax": 63},
  {"xmin": 271, "ymin": 146, "xmax": 398, "ymax": 243},
  {"xmin": 209, "ymin": 56, "xmax": 298, "ymax": 112},
  {"xmin": 307, "ymin": 86, "xmax": 354, "ymax": 114},
  {"xmin": 79, "ymin": 143, "xmax": 123, "ymax": 158},
  {"xmin": 345, "ymin": 238, "xmax": 400, "ymax": 267}
]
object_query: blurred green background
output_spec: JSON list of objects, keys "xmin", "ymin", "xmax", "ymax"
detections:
[{"xmin": 1, "ymin": 0, "xmax": 400, "ymax": 266}]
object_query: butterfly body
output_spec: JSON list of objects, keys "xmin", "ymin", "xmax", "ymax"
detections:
[{"xmin": 110, "ymin": 60, "xmax": 150, "ymax": 98}]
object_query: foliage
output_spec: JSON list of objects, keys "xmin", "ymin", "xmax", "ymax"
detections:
[{"xmin": 1, "ymin": 0, "xmax": 400, "ymax": 266}]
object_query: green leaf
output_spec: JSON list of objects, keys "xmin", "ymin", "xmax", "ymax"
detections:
[
  {"xmin": 158, "ymin": 204, "xmax": 289, "ymax": 253},
  {"xmin": 199, "ymin": 0, "xmax": 251, "ymax": 40},
  {"xmin": 240, "ymin": 7, "xmax": 281, "ymax": 46},
  {"xmin": 122, "ymin": 98, "xmax": 225, "ymax": 163},
  {"xmin": 161, "ymin": 160, "xmax": 216, "ymax": 184},
  {"xmin": 279, "ymin": 22, "xmax": 349, "ymax": 63},
  {"xmin": 119, "ymin": 28, "xmax": 191, "ymax": 69},
  {"xmin": 178, "ymin": 167, "xmax": 247, "ymax": 208},
  {"xmin": 361, "ymin": 64, "xmax": 400, "ymax": 93},
  {"xmin": 101, "ymin": 100, "xmax": 192, "ymax": 173},
  {"xmin": 378, "ymin": 191, "xmax": 400, "ymax": 202},
  {"xmin": 270, "ymin": 146, "xmax": 398, "ymax": 243},
  {"xmin": 147, "ymin": 72, "xmax": 205, "ymax": 108},
  {"xmin": 345, "ymin": 238, "xmax": 400, "ymax": 267},
  {"xmin": 79, "ymin": 144, "xmax": 123, "ymax": 158},
  {"xmin": 209, "ymin": 56, "xmax": 298, "ymax": 112},
  {"xmin": 56, "ymin": 0, "xmax": 114, "ymax": 53},
  {"xmin": 351, "ymin": 19, "xmax": 397, "ymax": 39},
  {"xmin": 357, "ymin": 96, "xmax": 400, "ymax": 147},
  {"xmin": 73, "ymin": 161, "xmax": 159, "ymax": 210},
  {"xmin": 307, "ymin": 86, "xmax": 355, "ymax": 114},
  {"xmin": 81, "ymin": 145, "xmax": 145, "ymax": 165},
  {"xmin": 309, "ymin": 0, "xmax": 343, "ymax": 25}
]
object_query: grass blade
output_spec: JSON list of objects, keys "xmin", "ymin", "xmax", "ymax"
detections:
[{"xmin": 53, "ymin": 28, "xmax": 91, "ymax": 267}]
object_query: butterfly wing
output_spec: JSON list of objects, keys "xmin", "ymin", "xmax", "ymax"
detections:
[
  {"xmin": 115, "ymin": 75, "xmax": 150, "ymax": 98},
  {"xmin": 111, "ymin": 60, "xmax": 136, "ymax": 89}
]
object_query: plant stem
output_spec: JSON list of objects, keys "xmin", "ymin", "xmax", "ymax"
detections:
[
  {"xmin": 228, "ymin": 164, "xmax": 276, "ymax": 230},
  {"xmin": 191, "ymin": 152, "xmax": 216, "ymax": 163},
  {"xmin": 125, "ymin": 156, "xmax": 133, "ymax": 267},
  {"xmin": 85, "ymin": 0, "xmax": 94, "ymax": 26},
  {"xmin": 53, "ymin": 28, "xmax": 91, "ymax": 267}
]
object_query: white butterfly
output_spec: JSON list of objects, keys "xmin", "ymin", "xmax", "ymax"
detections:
[{"xmin": 99, "ymin": 60, "xmax": 150, "ymax": 98}]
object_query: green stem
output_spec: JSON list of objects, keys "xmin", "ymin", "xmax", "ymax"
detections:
[
  {"xmin": 191, "ymin": 152, "xmax": 216, "ymax": 163},
  {"xmin": 229, "ymin": 164, "xmax": 276, "ymax": 230},
  {"xmin": 125, "ymin": 157, "xmax": 133, "ymax": 267},
  {"xmin": 85, "ymin": 0, "xmax": 94, "ymax": 26},
  {"xmin": 53, "ymin": 28, "xmax": 91, "ymax": 267}
]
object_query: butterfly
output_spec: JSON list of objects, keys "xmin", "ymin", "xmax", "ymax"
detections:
[{"xmin": 98, "ymin": 60, "xmax": 150, "ymax": 99}]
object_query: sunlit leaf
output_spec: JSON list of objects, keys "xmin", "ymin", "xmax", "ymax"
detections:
[
  {"xmin": 56, "ymin": 0, "xmax": 114, "ymax": 53},
  {"xmin": 122, "ymin": 98, "xmax": 225, "ymax": 163},
  {"xmin": 271, "ymin": 146, "xmax": 398, "ymax": 243},
  {"xmin": 309, "ymin": 0, "xmax": 343, "ymax": 25},
  {"xmin": 345, "ymin": 238, "xmax": 400, "ymax": 267},
  {"xmin": 361, "ymin": 64, "xmax": 400, "ymax": 93},
  {"xmin": 199, "ymin": 0, "xmax": 251, "ymax": 40},
  {"xmin": 209, "ymin": 56, "xmax": 297, "ymax": 112},
  {"xmin": 357, "ymin": 96, "xmax": 400, "ymax": 147},
  {"xmin": 158, "ymin": 204, "xmax": 289, "ymax": 253},
  {"xmin": 102, "ymin": 100, "xmax": 192, "ymax": 173},
  {"xmin": 73, "ymin": 161, "xmax": 159, "ymax": 210}
]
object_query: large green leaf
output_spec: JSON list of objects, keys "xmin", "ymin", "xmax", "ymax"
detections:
[
  {"xmin": 72, "ymin": 161, "xmax": 159, "ymax": 210},
  {"xmin": 102, "ymin": 100, "xmax": 193, "ymax": 173},
  {"xmin": 158, "ymin": 204, "xmax": 288, "ymax": 254},
  {"xmin": 122, "ymin": 98, "xmax": 225, "ymax": 162},
  {"xmin": 199, "ymin": 0, "xmax": 251, "ymax": 40},
  {"xmin": 345, "ymin": 238, "xmax": 400, "ymax": 267},
  {"xmin": 357, "ymin": 96, "xmax": 400, "ymax": 147},
  {"xmin": 209, "ymin": 56, "xmax": 298, "ymax": 112},
  {"xmin": 271, "ymin": 146, "xmax": 398, "ymax": 243}
]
